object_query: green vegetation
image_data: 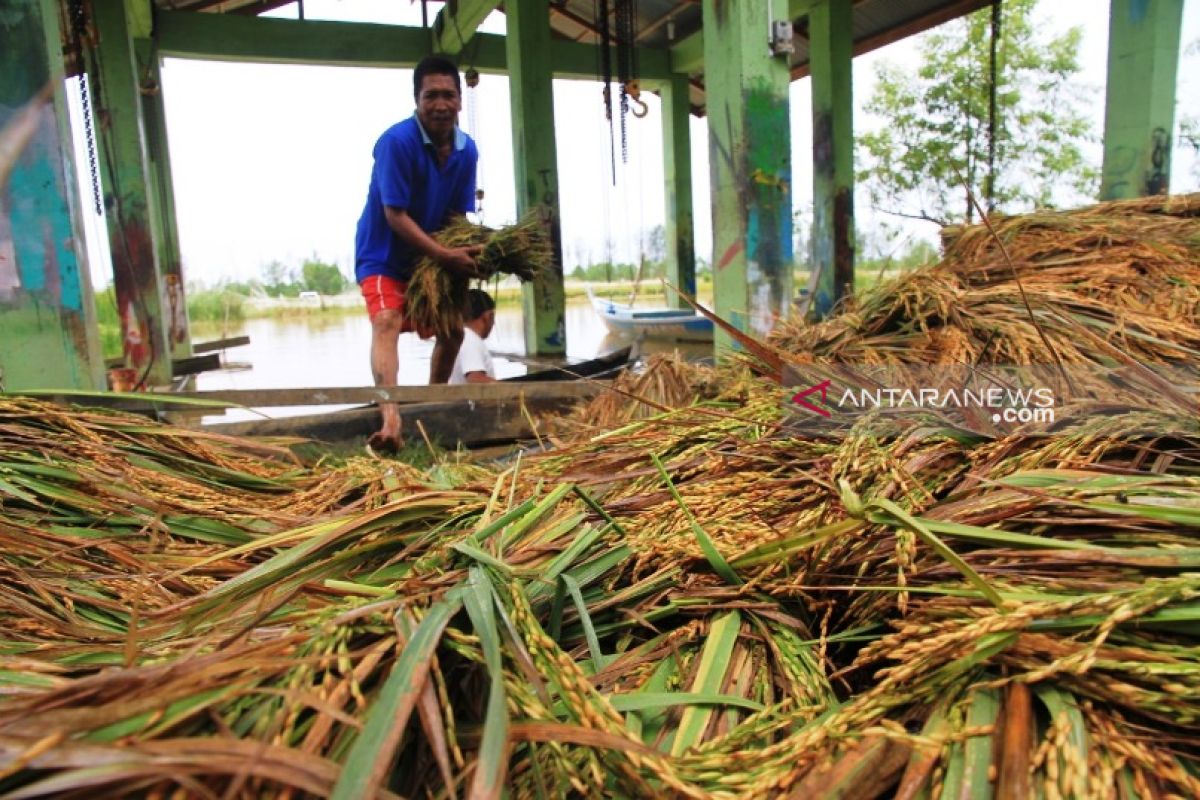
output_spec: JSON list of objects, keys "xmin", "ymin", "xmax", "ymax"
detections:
[
  {"xmin": 859, "ymin": 0, "xmax": 1096, "ymax": 224},
  {"xmin": 260, "ymin": 255, "xmax": 350, "ymax": 298}
]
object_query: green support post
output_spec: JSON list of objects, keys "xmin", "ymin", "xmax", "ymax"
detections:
[
  {"xmin": 661, "ymin": 73, "xmax": 696, "ymax": 308},
  {"xmin": 89, "ymin": 0, "xmax": 173, "ymax": 385},
  {"xmin": 1100, "ymin": 0, "xmax": 1185, "ymax": 200},
  {"xmin": 702, "ymin": 0, "xmax": 794, "ymax": 352},
  {"xmin": 135, "ymin": 38, "xmax": 191, "ymax": 360},
  {"xmin": 431, "ymin": 0, "xmax": 498, "ymax": 55},
  {"xmin": 505, "ymin": 0, "xmax": 566, "ymax": 355},
  {"xmin": 806, "ymin": 0, "xmax": 854, "ymax": 318},
  {"xmin": 0, "ymin": 0, "xmax": 104, "ymax": 390}
]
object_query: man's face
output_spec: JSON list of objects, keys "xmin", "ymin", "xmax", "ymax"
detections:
[
  {"xmin": 416, "ymin": 74, "xmax": 461, "ymax": 139},
  {"xmin": 480, "ymin": 309, "xmax": 496, "ymax": 339}
]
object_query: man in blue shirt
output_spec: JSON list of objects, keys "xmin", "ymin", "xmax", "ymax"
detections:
[{"xmin": 355, "ymin": 55, "xmax": 481, "ymax": 452}]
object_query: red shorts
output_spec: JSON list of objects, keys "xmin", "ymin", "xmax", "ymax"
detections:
[{"xmin": 359, "ymin": 274, "xmax": 414, "ymax": 331}]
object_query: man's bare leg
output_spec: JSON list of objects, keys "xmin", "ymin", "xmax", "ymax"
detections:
[
  {"xmin": 429, "ymin": 328, "xmax": 464, "ymax": 384},
  {"xmin": 368, "ymin": 309, "xmax": 404, "ymax": 451}
]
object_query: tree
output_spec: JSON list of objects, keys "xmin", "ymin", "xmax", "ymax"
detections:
[
  {"xmin": 645, "ymin": 224, "xmax": 666, "ymax": 263},
  {"xmin": 260, "ymin": 260, "xmax": 294, "ymax": 297},
  {"xmin": 300, "ymin": 257, "xmax": 349, "ymax": 296},
  {"xmin": 859, "ymin": 0, "xmax": 1096, "ymax": 225}
]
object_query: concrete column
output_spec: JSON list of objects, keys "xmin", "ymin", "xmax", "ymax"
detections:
[
  {"xmin": 661, "ymin": 72, "xmax": 696, "ymax": 308},
  {"xmin": 1100, "ymin": 0, "xmax": 1185, "ymax": 200},
  {"xmin": 90, "ymin": 0, "xmax": 173, "ymax": 384},
  {"xmin": 135, "ymin": 37, "xmax": 192, "ymax": 359},
  {"xmin": 0, "ymin": 0, "xmax": 105, "ymax": 390},
  {"xmin": 702, "ymin": 0, "xmax": 794, "ymax": 352},
  {"xmin": 506, "ymin": 0, "xmax": 567, "ymax": 355},
  {"xmin": 806, "ymin": 0, "xmax": 854, "ymax": 318}
]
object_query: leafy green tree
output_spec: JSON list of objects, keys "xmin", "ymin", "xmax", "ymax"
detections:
[
  {"xmin": 300, "ymin": 257, "xmax": 348, "ymax": 296},
  {"xmin": 859, "ymin": 0, "xmax": 1096, "ymax": 225},
  {"xmin": 260, "ymin": 260, "xmax": 293, "ymax": 297}
]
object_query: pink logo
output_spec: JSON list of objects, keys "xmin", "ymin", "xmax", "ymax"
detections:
[{"xmin": 791, "ymin": 379, "xmax": 832, "ymax": 417}]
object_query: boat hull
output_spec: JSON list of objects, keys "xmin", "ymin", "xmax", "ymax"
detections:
[{"xmin": 590, "ymin": 297, "xmax": 714, "ymax": 343}]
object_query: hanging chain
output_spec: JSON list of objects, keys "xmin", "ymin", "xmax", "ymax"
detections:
[
  {"xmin": 69, "ymin": 0, "xmax": 103, "ymax": 216},
  {"xmin": 464, "ymin": 68, "xmax": 484, "ymax": 220},
  {"xmin": 614, "ymin": 0, "xmax": 638, "ymax": 164},
  {"xmin": 77, "ymin": 74, "xmax": 103, "ymax": 217}
]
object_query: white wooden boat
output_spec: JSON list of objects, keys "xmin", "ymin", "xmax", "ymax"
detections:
[{"xmin": 589, "ymin": 290, "xmax": 714, "ymax": 342}]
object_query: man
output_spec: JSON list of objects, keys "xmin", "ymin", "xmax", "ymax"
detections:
[
  {"xmin": 355, "ymin": 55, "xmax": 481, "ymax": 451},
  {"xmin": 449, "ymin": 289, "xmax": 497, "ymax": 384}
]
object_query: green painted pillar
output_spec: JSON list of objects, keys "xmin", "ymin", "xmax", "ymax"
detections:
[
  {"xmin": 806, "ymin": 0, "xmax": 854, "ymax": 318},
  {"xmin": 135, "ymin": 37, "xmax": 192, "ymax": 360},
  {"xmin": 0, "ymin": 0, "xmax": 105, "ymax": 390},
  {"xmin": 1100, "ymin": 0, "xmax": 1185, "ymax": 200},
  {"xmin": 505, "ymin": 0, "xmax": 566, "ymax": 355},
  {"xmin": 702, "ymin": 0, "xmax": 793, "ymax": 353},
  {"xmin": 660, "ymin": 72, "xmax": 696, "ymax": 309},
  {"xmin": 89, "ymin": 0, "xmax": 173, "ymax": 384}
]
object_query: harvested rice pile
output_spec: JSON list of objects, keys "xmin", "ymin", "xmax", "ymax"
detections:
[
  {"xmin": 2, "ymin": 195, "xmax": 1199, "ymax": 799},
  {"xmin": 772, "ymin": 194, "xmax": 1200, "ymax": 369},
  {"xmin": 407, "ymin": 211, "xmax": 554, "ymax": 338}
]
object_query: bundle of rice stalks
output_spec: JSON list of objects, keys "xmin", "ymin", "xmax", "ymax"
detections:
[
  {"xmin": 406, "ymin": 211, "xmax": 553, "ymax": 339},
  {"xmin": 546, "ymin": 352, "xmax": 718, "ymax": 435}
]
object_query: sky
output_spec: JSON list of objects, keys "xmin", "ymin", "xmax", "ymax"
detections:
[{"xmin": 68, "ymin": 0, "xmax": 1200, "ymax": 288}]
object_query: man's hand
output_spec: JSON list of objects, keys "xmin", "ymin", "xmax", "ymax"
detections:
[{"xmin": 437, "ymin": 245, "xmax": 484, "ymax": 278}]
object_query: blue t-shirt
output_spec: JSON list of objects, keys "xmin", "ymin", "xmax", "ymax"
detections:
[{"xmin": 355, "ymin": 115, "xmax": 478, "ymax": 282}]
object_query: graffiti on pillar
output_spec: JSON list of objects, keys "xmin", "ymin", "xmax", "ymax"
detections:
[
  {"xmin": 745, "ymin": 84, "xmax": 792, "ymax": 326},
  {"xmin": 1102, "ymin": 144, "xmax": 1137, "ymax": 198},
  {"xmin": 163, "ymin": 272, "xmax": 187, "ymax": 345},
  {"xmin": 121, "ymin": 299, "xmax": 149, "ymax": 367},
  {"xmin": 1147, "ymin": 127, "xmax": 1170, "ymax": 195}
]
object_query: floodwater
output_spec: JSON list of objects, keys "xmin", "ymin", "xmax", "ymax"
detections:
[{"xmin": 192, "ymin": 299, "xmax": 709, "ymax": 422}]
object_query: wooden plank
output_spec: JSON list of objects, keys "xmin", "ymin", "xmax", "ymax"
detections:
[
  {"xmin": 204, "ymin": 395, "xmax": 579, "ymax": 447},
  {"xmin": 171, "ymin": 353, "xmax": 221, "ymax": 377},
  {"xmin": 192, "ymin": 335, "xmax": 251, "ymax": 354},
  {"xmin": 36, "ymin": 380, "xmax": 608, "ymax": 413}
]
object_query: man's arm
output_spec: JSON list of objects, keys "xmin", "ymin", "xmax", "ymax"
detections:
[{"xmin": 384, "ymin": 206, "xmax": 480, "ymax": 277}]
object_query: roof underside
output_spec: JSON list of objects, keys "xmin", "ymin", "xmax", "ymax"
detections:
[{"xmin": 148, "ymin": 0, "xmax": 993, "ymax": 111}]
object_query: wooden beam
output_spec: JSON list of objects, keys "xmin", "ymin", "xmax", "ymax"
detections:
[
  {"xmin": 153, "ymin": 10, "xmax": 672, "ymax": 81},
  {"xmin": 431, "ymin": 0, "xmax": 499, "ymax": 55},
  {"xmin": 192, "ymin": 335, "xmax": 251, "ymax": 353},
  {"xmin": 171, "ymin": 353, "xmax": 221, "ymax": 377},
  {"xmin": 33, "ymin": 380, "xmax": 606, "ymax": 413}
]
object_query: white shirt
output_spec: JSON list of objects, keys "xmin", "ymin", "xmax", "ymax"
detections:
[{"xmin": 449, "ymin": 327, "xmax": 495, "ymax": 384}]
